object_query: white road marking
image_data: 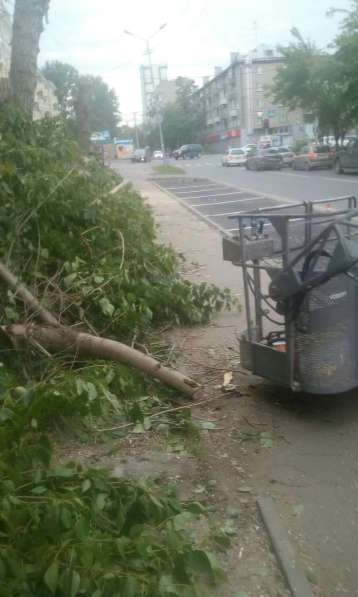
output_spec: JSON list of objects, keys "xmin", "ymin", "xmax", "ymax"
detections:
[
  {"xmin": 181, "ymin": 191, "xmax": 244, "ymax": 200},
  {"xmin": 166, "ymin": 183, "xmax": 220, "ymax": 190},
  {"xmin": 176, "ymin": 187, "xmax": 232, "ymax": 195},
  {"xmin": 192, "ymin": 197, "xmax": 261, "ymax": 208}
]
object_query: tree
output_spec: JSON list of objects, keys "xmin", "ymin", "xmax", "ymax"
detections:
[
  {"xmin": 9, "ymin": 0, "xmax": 50, "ymax": 115},
  {"xmin": 158, "ymin": 77, "xmax": 205, "ymax": 150},
  {"xmin": 330, "ymin": 1, "xmax": 358, "ymax": 123},
  {"xmin": 271, "ymin": 29, "xmax": 357, "ymax": 144},
  {"xmin": 42, "ymin": 62, "xmax": 120, "ymax": 145},
  {"xmin": 42, "ymin": 61, "xmax": 79, "ymax": 115}
]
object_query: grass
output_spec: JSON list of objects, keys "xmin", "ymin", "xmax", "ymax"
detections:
[{"xmin": 152, "ymin": 164, "xmax": 185, "ymax": 175}]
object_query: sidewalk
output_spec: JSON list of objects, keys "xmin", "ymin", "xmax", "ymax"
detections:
[{"xmin": 112, "ymin": 160, "xmax": 291, "ymax": 597}]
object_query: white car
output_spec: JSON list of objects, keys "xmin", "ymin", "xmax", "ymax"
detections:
[
  {"xmin": 153, "ymin": 150, "xmax": 164, "ymax": 159},
  {"xmin": 222, "ymin": 148, "xmax": 247, "ymax": 167}
]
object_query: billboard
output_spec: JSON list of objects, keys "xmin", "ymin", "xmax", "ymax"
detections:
[{"xmin": 91, "ymin": 131, "xmax": 111, "ymax": 143}]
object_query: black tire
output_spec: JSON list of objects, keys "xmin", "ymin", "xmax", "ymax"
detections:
[
  {"xmin": 304, "ymin": 161, "xmax": 311, "ymax": 172},
  {"xmin": 335, "ymin": 159, "xmax": 344, "ymax": 174},
  {"xmin": 292, "ymin": 161, "xmax": 297, "ymax": 170},
  {"xmin": 245, "ymin": 161, "xmax": 250, "ymax": 170}
]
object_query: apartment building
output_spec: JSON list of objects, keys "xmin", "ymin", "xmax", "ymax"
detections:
[
  {"xmin": 0, "ymin": 0, "xmax": 59, "ymax": 119},
  {"xmin": 197, "ymin": 47, "xmax": 310, "ymax": 152}
]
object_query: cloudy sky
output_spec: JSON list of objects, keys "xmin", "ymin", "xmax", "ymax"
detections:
[{"xmin": 39, "ymin": 0, "xmax": 350, "ymax": 124}]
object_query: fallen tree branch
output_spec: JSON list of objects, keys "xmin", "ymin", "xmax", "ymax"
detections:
[
  {"xmin": 4, "ymin": 324, "xmax": 200, "ymax": 399},
  {"xmin": 0, "ymin": 261, "xmax": 58, "ymax": 326}
]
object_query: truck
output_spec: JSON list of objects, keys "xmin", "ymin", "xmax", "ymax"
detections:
[{"xmin": 114, "ymin": 139, "xmax": 135, "ymax": 160}]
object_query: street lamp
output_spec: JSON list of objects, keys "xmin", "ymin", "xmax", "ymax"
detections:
[{"xmin": 124, "ymin": 25, "xmax": 167, "ymax": 162}]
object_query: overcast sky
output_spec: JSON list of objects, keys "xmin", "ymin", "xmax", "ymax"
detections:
[{"xmin": 39, "ymin": 0, "xmax": 351, "ymax": 124}]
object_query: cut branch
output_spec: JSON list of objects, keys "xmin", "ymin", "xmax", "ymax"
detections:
[
  {"xmin": 0, "ymin": 261, "xmax": 58, "ymax": 326},
  {"xmin": 4, "ymin": 324, "xmax": 200, "ymax": 399}
]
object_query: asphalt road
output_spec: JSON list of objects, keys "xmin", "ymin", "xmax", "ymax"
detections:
[
  {"xmin": 117, "ymin": 157, "xmax": 358, "ymax": 596},
  {"xmin": 175, "ymin": 154, "xmax": 358, "ymax": 204}
]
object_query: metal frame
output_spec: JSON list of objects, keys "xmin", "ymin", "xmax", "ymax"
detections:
[{"xmin": 224, "ymin": 195, "xmax": 358, "ymax": 391}]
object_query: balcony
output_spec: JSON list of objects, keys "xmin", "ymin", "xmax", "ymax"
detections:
[{"xmin": 219, "ymin": 95, "xmax": 227, "ymax": 106}]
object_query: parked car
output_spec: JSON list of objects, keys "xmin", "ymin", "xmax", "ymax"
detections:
[
  {"xmin": 222, "ymin": 148, "xmax": 247, "ymax": 167},
  {"xmin": 335, "ymin": 139, "xmax": 358, "ymax": 174},
  {"xmin": 173, "ymin": 144, "xmax": 203, "ymax": 159},
  {"xmin": 131, "ymin": 148, "xmax": 150, "ymax": 163},
  {"xmin": 153, "ymin": 150, "xmax": 164, "ymax": 159},
  {"xmin": 276, "ymin": 146, "xmax": 295, "ymax": 166},
  {"xmin": 246, "ymin": 148, "xmax": 283, "ymax": 171},
  {"xmin": 292, "ymin": 144, "xmax": 333, "ymax": 171},
  {"xmin": 241, "ymin": 143, "xmax": 258, "ymax": 154}
]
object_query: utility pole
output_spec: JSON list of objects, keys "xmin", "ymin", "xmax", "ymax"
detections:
[
  {"xmin": 124, "ymin": 25, "xmax": 167, "ymax": 163},
  {"xmin": 144, "ymin": 39, "xmax": 166, "ymax": 161},
  {"xmin": 133, "ymin": 112, "xmax": 140, "ymax": 148}
]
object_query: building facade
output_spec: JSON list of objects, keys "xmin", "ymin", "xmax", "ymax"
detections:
[
  {"xmin": 0, "ymin": 0, "xmax": 59, "ymax": 119},
  {"xmin": 197, "ymin": 47, "xmax": 311, "ymax": 152},
  {"xmin": 140, "ymin": 63, "xmax": 168, "ymax": 119}
]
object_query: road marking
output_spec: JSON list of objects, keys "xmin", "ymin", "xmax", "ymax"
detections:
[
  {"xmin": 176, "ymin": 187, "xmax": 232, "ymax": 195},
  {"xmin": 192, "ymin": 197, "xmax": 261, "ymax": 208},
  {"xmin": 181, "ymin": 191, "xmax": 244, "ymax": 200},
  {"xmin": 166, "ymin": 183, "xmax": 220, "ymax": 190}
]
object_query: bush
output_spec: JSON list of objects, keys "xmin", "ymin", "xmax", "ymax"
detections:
[{"xmin": 0, "ymin": 109, "xmax": 231, "ymax": 340}]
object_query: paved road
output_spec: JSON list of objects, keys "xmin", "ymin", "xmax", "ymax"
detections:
[
  {"xmin": 174, "ymin": 154, "xmax": 358, "ymax": 204},
  {"xmin": 117, "ymin": 157, "xmax": 358, "ymax": 596}
]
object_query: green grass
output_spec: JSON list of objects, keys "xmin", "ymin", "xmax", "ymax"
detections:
[{"xmin": 152, "ymin": 164, "xmax": 185, "ymax": 175}]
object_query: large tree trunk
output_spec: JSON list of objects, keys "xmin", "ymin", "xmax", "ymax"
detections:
[
  {"xmin": 4, "ymin": 324, "xmax": 200, "ymax": 398},
  {"xmin": 9, "ymin": 0, "xmax": 50, "ymax": 115}
]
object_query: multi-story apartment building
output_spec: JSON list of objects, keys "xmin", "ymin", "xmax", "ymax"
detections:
[
  {"xmin": 197, "ymin": 47, "xmax": 312, "ymax": 152},
  {"xmin": 140, "ymin": 64, "xmax": 168, "ymax": 119},
  {"xmin": 0, "ymin": 0, "xmax": 59, "ymax": 119}
]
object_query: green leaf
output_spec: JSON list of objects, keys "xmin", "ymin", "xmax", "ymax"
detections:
[
  {"xmin": 64, "ymin": 273, "xmax": 77, "ymax": 288},
  {"xmin": 31, "ymin": 486, "xmax": 47, "ymax": 495},
  {"xmin": 70, "ymin": 570, "xmax": 81, "ymax": 597},
  {"xmin": 44, "ymin": 561, "xmax": 59, "ymax": 593},
  {"xmin": 199, "ymin": 421, "xmax": 216, "ymax": 430},
  {"xmin": 95, "ymin": 493, "xmax": 107, "ymax": 511},
  {"xmin": 52, "ymin": 466, "xmax": 75, "ymax": 478},
  {"xmin": 99, "ymin": 297, "xmax": 115, "ymax": 317},
  {"xmin": 81, "ymin": 479, "xmax": 91, "ymax": 493}
]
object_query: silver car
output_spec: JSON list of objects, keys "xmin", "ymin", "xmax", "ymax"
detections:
[{"xmin": 222, "ymin": 148, "xmax": 247, "ymax": 167}]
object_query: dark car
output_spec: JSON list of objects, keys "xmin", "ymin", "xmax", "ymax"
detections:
[
  {"xmin": 246, "ymin": 148, "xmax": 283, "ymax": 171},
  {"xmin": 131, "ymin": 148, "xmax": 150, "ymax": 163},
  {"xmin": 173, "ymin": 144, "xmax": 203, "ymax": 159},
  {"xmin": 335, "ymin": 139, "xmax": 358, "ymax": 174},
  {"xmin": 276, "ymin": 146, "xmax": 295, "ymax": 166},
  {"xmin": 292, "ymin": 144, "xmax": 333, "ymax": 171}
]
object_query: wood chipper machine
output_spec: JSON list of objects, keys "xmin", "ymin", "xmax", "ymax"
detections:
[{"xmin": 223, "ymin": 195, "xmax": 358, "ymax": 394}]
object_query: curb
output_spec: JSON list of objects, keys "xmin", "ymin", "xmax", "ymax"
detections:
[{"xmin": 257, "ymin": 497, "xmax": 314, "ymax": 597}]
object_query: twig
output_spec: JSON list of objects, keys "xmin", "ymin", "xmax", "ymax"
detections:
[{"xmin": 95, "ymin": 395, "xmax": 221, "ymax": 433}]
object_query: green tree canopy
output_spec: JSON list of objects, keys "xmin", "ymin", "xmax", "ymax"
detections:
[
  {"xmin": 160, "ymin": 77, "xmax": 205, "ymax": 150},
  {"xmin": 272, "ymin": 28, "xmax": 357, "ymax": 143},
  {"xmin": 42, "ymin": 61, "xmax": 120, "ymax": 143}
]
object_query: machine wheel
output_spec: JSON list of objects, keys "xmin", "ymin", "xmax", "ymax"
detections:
[{"xmin": 335, "ymin": 159, "xmax": 344, "ymax": 174}]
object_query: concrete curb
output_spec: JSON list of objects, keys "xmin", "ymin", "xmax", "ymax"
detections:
[{"xmin": 257, "ymin": 497, "xmax": 314, "ymax": 597}]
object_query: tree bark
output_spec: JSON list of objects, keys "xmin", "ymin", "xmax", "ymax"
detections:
[
  {"xmin": 5, "ymin": 324, "xmax": 200, "ymax": 398},
  {"xmin": 9, "ymin": 0, "xmax": 50, "ymax": 115}
]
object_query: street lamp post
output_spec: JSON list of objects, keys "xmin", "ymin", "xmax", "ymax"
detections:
[{"xmin": 124, "ymin": 25, "xmax": 167, "ymax": 163}]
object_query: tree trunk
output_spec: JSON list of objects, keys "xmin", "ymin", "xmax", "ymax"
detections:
[
  {"xmin": 4, "ymin": 324, "xmax": 200, "ymax": 398},
  {"xmin": 9, "ymin": 0, "xmax": 50, "ymax": 115}
]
